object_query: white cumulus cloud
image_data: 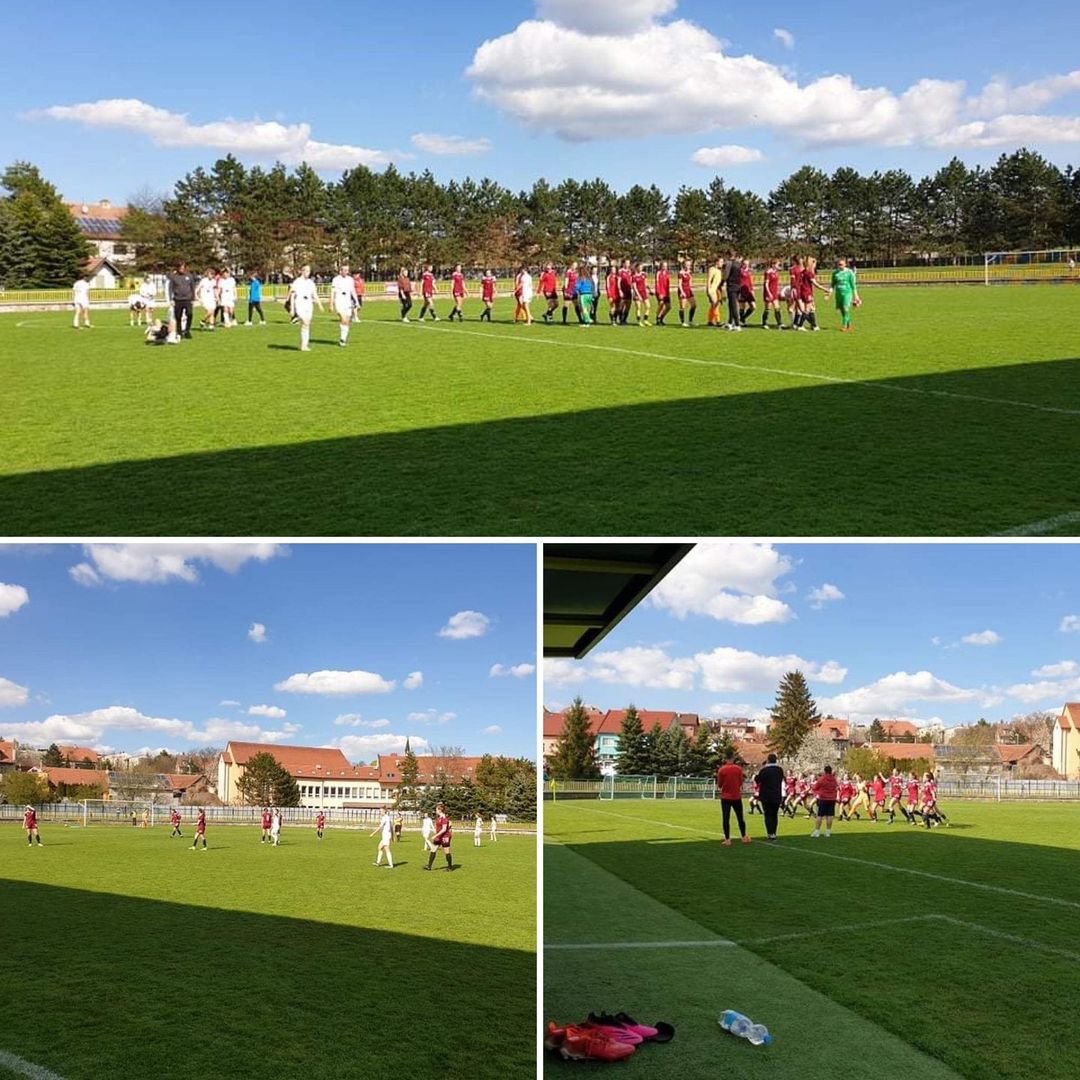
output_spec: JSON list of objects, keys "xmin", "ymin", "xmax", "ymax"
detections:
[
  {"xmin": 438, "ymin": 610, "xmax": 491, "ymax": 639},
  {"xmin": 248, "ymin": 704, "xmax": 286, "ymax": 719},
  {"xmin": 1032, "ymin": 660, "xmax": 1078, "ymax": 678},
  {"xmin": 696, "ymin": 647, "xmax": 846, "ymax": 693},
  {"xmin": 333, "ymin": 733, "xmax": 431, "ymax": 760},
  {"xmin": 961, "ymin": 629, "xmax": 1002, "ymax": 646},
  {"xmin": 490, "ymin": 662, "xmax": 536, "ymax": 678},
  {"xmin": 648, "ymin": 543, "xmax": 795, "ymax": 624},
  {"xmin": 403, "ymin": 671, "xmax": 424, "ymax": 690},
  {"xmin": 820, "ymin": 670, "xmax": 995, "ymax": 718},
  {"xmin": 466, "ymin": 4, "xmax": 1080, "ymax": 149},
  {"xmin": 807, "ymin": 583, "xmax": 845, "ymax": 610},
  {"xmin": 0, "ymin": 583, "xmax": 29, "ymax": 618},
  {"xmin": 691, "ymin": 145, "xmax": 764, "ymax": 167},
  {"xmin": 334, "ymin": 714, "xmax": 391, "ymax": 728},
  {"xmin": 411, "ymin": 132, "xmax": 492, "ymax": 155},
  {"xmin": 30, "ymin": 99, "xmax": 399, "ymax": 171},
  {"xmin": 484, "ymin": 725, "xmax": 503, "ymax": 735},
  {"xmin": 406, "ymin": 709, "xmax": 458, "ymax": 725},
  {"xmin": 0, "ymin": 676, "xmax": 30, "ymax": 708},
  {"xmin": 69, "ymin": 543, "xmax": 286, "ymax": 586},
  {"xmin": 773, "ymin": 27, "xmax": 795, "ymax": 50},
  {"xmin": 248, "ymin": 622, "xmax": 268, "ymax": 644},
  {"xmin": 1061, "ymin": 615, "xmax": 1080, "ymax": 633},
  {"xmin": 274, "ymin": 669, "xmax": 395, "ymax": 695}
]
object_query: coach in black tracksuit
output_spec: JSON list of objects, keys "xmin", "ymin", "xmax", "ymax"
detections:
[
  {"xmin": 725, "ymin": 254, "xmax": 743, "ymax": 329},
  {"xmin": 755, "ymin": 753, "xmax": 785, "ymax": 841},
  {"xmin": 166, "ymin": 262, "xmax": 196, "ymax": 338}
]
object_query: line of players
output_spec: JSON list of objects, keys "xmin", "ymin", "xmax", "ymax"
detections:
[
  {"xmin": 748, "ymin": 768, "xmax": 949, "ymax": 829},
  {"xmin": 394, "ymin": 256, "xmax": 861, "ymax": 332}
]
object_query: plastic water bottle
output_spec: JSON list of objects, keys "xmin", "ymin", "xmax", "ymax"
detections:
[{"xmin": 719, "ymin": 1010, "xmax": 772, "ymax": 1046}]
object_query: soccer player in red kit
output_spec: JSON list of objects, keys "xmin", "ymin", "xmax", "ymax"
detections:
[
  {"xmin": 872, "ymin": 773, "xmax": 887, "ymax": 818},
  {"xmin": 397, "ymin": 267, "xmax": 413, "ymax": 322},
  {"xmin": 261, "ymin": 807, "xmax": 272, "ymax": 844},
  {"xmin": 789, "ymin": 257, "xmax": 805, "ymax": 329},
  {"xmin": 23, "ymin": 805, "xmax": 42, "ymax": 846},
  {"xmin": 631, "ymin": 263, "xmax": 650, "ymax": 325},
  {"xmin": 480, "ymin": 270, "xmax": 496, "ymax": 322},
  {"xmin": 800, "ymin": 256, "xmax": 829, "ymax": 331},
  {"xmin": 315, "ymin": 811, "xmax": 326, "ymax": 840},
  {"xmin": 783, "ymin": 773, "xmax": 798, "ymax": 817},
  {"xmin": 540, "ymin": 263, "xmax": 558, "ymax": 323},
  {"xmin": 886, "ymin": 769, "xmax": 907, "ymax": 824},
  {"xmin": 920, "ymin": 772, "xmax": 949, "ymax": 828},
  {"xmin": 448, "ymin": 264, "xmax": 468, "ymax": 321},
  {"xmin": 605, "ymin": 265, "xmax": 619, "ymax": 324},
  {"xmin": 425, "ymin": 802, "xmax": 454, "ymax": 870},
  {"xmin": 170, "ymin": 808, "xmax": 183, "ymax": 837},
  {"xmin": 838, "ymin": 774, "xmax": 856, "ymax": 820},
  {"xmin": 418, "ymin": 264, "xmax": 439, "ymax": 322},
  {"xmin": 654, "ymin": 261, "xmax": 671, "ymax": 326},
  {"xmin": 191, "ymin": 809, "xmax": 207, "ymax": 850},
  {"xmin": 617, "ymin": 259, "xmax": 633, "ymax": 325},
  {"xmin": 762, "ymin": 258, "xmax": 782, "ymax": 329},
  {"xmin": 906, "ymin": 773, "xmax": 921, "ymax": 823},
  {"xmin": 747, "ymin": 778, "xmax": 762, "ymax": 815},
  {"xmin": 716, "ymin": 750, "xmax": 751, "ymax": 845},
  {"xmin": 737, "ymin": 259, "xmax": 756, "ymax": 326},
  {"xmin": 677, "ymin": 259, "xmax": 696, "ymax": 326},
  {"xmin": 562, "ymin": 262, "xmax": 579, "ymax": 324},
  {"xmin": 811, "ymin": 765, "xmax": 839, "ymax": 837},
  {"xmin": 352, "ymin": 270, "xmax": 365, "ymax": 321}
]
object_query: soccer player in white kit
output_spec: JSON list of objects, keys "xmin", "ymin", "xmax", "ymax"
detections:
[
  {"xmin": 218, "ymin": 270, "xmax": 237, "ymax": 327},
  {"xmin": 72, "ymin": 276, "xmax": 92, "ymax": 328},
  {"xmin": 270, "ymin": 808, "xmax": 282, "ymax": 846},
  {"xmin": 474, "ymin": 813, "xmax": 483, "ymax": 847},
  {"xmin": 197, "ymin": 270, "xmax": 218, "ymax": 330},
  {"xmin": 330, "ymin": 263, "xmax": 359, "ymax": 347},
  {"xmin": 421, "ymin": 811, "xmax": 435, "ymax": 853},
  {"xmin": 287, "ymin": 265, "xmax": 324, "ymax": 352},
  {"xmin": 489, "ymin": 815, "xmax": 497, "ymax": 842},
  {"xmin": 370, "ymin": 806, "xmax": 394, "ymax": 868},
  {"xmin": 139, "ymin": 277, "xmax": 156, "ymax": 324}
]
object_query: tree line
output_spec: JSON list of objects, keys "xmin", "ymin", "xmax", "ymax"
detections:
[{"xmin": 116, "ymin": 149, "xmax": 1079, "ymax": 278}]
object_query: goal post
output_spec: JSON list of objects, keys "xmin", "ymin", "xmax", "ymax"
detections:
[{"xmin": 983, "ymin": 248, "xmax": 1078, "ymax": 286}]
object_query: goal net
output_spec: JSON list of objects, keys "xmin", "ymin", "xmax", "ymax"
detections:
[
  {"xmin": 79, "ymin": 798, "xmax": 170, "ymax": 827},
  {"xmin": 983, "ymin": 248, "xmax": 1078, "ymax": 285},
  {"xmin": 661, "ymin": 777, "xmax": 717, "ymax": 799},
  {"xmin": 599, "ymin": 775, "xmax": 658, "ymax": 800}
]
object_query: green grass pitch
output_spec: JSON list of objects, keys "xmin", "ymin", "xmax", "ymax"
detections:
[
  {"xmin": 544, "ymin": 799, "xmax": 1080, "ymax": 1080},
  {"xmin": 2, "ymin": 285, "xmax": 1079, "ymax": 536},
  {"xmin": 0, "ymin": 823, "xmax": 535, "ymax": 1080}
]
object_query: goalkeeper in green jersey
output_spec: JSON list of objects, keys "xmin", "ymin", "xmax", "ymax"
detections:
[{"xmin": 830, "ymin": 258, "xmax": 861, "ymax": 331}]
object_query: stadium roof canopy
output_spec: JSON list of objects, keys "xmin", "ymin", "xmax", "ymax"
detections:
[{"xmin": 543, "ymin": 543, "xmax": 693, "ymax": 659}]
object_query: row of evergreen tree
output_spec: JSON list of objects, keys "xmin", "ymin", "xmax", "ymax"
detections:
[
  {"xmin": 3, "ymin": 150, "xmax": 1078, "ymax": 288},
  {"xmin": 548, "ymin": 671, "xmax": 828, "ymax": 780},
  {"xmin": 116, "ymin": 149, "xmax": 1078, "ymax": 277}
]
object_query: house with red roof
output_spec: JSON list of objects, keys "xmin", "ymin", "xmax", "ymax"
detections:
[
  {"xmin": 0, "ymin": 739, "xmax": 17, "ymax": 773},
  {"xmin": 1052, "ymin": 703, "xmax": 1080, "ymax": 779},
  {"xmin": 543, "ymin": 707, "xmax": 700, "ymax": 771},
  {"xmin": 57, "ymin": 745, "xmax": 102, "ymax": 767},
  {"xmin": 66, "ymin": 200, "xmax": 132, "ymax": 265},
  {"xmin": 37, "ymin": 767, "xmax": 109, "ymax": 795}
]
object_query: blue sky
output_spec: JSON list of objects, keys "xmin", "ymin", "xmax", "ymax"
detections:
[
  {"xmin": 0, "ymin": 544, "xmax": 537, "ymax": 760},
  {"xmin": 3, "ymin": 1, "xmax": 1077, "ymax": 205},
  {"xmin": 544, "ymin": 543, "xmax": 1080, "ymax": 729}
]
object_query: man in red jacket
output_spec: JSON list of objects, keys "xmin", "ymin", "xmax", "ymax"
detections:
[
  {"xmin": 716, "ymin": 750, "xmax": 751, "ymax": 846},
  {"xmin": 811, "ymin": 765, "xmax": 839, "ymax": 838}
]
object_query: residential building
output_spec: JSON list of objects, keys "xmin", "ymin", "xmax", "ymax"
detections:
[
  {"xmin": 867, "ymin": 742, "xmax": 936, "ymax": 767},
  {"xmin": 543, "ymin": 707, "xmax": 700, "ymax": 770},
  {"xmin": 164, "ymin": 773, "xmax": 216, "ymax": 804},
  {"xmin": 57, "ymin": 745, "xmax": 101, "ymax": 767},
  {"xmin": 66, "ymin": 200, "xmax": 132, "ymax": 264},
  {"xmin": 0, "ymin": 739, "xmax": 17, "ymax": 773},
  {"xmin": 817, "ymin": 718, "xmax": 851, "ymax": 753},
  {"xmin": 542, "ymin": 706, "xmax": 604, "ymax": 762},
  {"xmin": 36, "ymin": 767, "xmax": 109, "ymax": 795},
  {"xmin": 1052, "ymin": 703, "xmax": 1080, "ymax": 779},
  {"xmin": 876, "ymin": 720, "xmax": 921, "ymax": 741}
]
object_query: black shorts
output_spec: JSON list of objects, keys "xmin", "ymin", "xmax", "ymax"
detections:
[
  {"xmin": 656, "ymin": 292, "xmax": 670, "ymax": 303},
  {"xmin": 619, "ymin": 286, "xmax": 632, "ymax": 299},
  {"xmin": 817, "ymin": 800, "xmax": 836, "ymax": 817},
  {"xmin": 545, "ymin": 291, "xmax": 558, "ymax": 301}
]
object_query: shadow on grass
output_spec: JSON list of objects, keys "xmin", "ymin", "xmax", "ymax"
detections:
[
  {"xmin": 4, "ymin": 356, "xmax": 1080, "ymax": 534},
  {"xmin": 551, "ymin": 830, "xmax": 1080, "ymax": 1080},
  {"xmin": 0, "ymin": 879, "xmax": 533, "ymax": 1080}
]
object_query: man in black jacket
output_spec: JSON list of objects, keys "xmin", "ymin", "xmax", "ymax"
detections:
[
  {"xmin": 755, "ymin": 753, "xmax": 785, "ymax": 841},
  {"xmin": 166, "ymin": 262, "xmax": 196, "ymax": 339}
]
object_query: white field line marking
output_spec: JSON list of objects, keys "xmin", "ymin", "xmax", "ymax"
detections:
[
  {"xmin": 744, "ymin": 914, "xmax": 941, "ymax": 946},
  {"xmin": 372, "ymin": 320, "xmax": 1080, "ymax": 419},
  {"xmin": 573, "ymin": 806, "xmax": 1080, "ymax": 911},
  {"xmin": 995, "ymin": 511, "xmax": 1080, "ymax": 537},
  {"xmin": 933, "ymin": 915, "xmax": 1080, "ymax": 964},
  {"xmin": 545, "ymin": 938, "xmax": 736, "ymax": 951},
  {"xmin": 0, "ymin": 1050, "xmax": 68, "ymax": 1080}
]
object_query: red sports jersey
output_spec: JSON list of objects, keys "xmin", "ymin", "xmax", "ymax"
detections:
[
  {"xmin": 540, "ymin": 270, "xmax": 557, "ymax": 295},
  {"xmin": 451, "ymin": 271, "xmax": 465, "ymax": 297},
  {"xmin": 907, "ymin": 780, "xmax": 920, "ymax": 803},
  {"xmin": 922, "ymin": 782, "xmax": 936, "ymax": 806},
  {"xmin": 655, "ymin": 269, "xmax": 670, "ymax": 298},
  {"xmin": 751, "ymin": 781, "xmax": 760, "ymax": 797},
  {"xmin": 677, "ymin": 269, "xmax": 694, "ymax": 299},
  {"xmin": 434, "ymin": 814, "xmax": 452, "ymax": 846},
  {"xmin": 195, "ymin": 814, "xmax": 206, "ymax": 834},
  {"xmin": 563, "ymin": 269, "xmax": 577, "ymax": 298},
  {"xmin": 513, "ymin": 272, "xmax": 524, "ymax": 299},
  {"xmin": 872, "ymin": 779, "xmax": 886, "ymax": 803},
  {"xmin": 813, "ymin": 773, "xmax": 839, "ymax": 801},
  {"xmin": 739, "ymin": 267, "xmax": 753, "ymax": 292},
  {"xmin": 889, "ymin": 776, "xmax": 903, "ymax": 798},
  {"xmin": 800, "ymin": 269, "xmax": 816, "ymax": 302},
  {"xmin": 262, "ymin": 812, "xmax": 271, "ymax": 829},
  {"xmin": 789, "ymin": 265, "xmax": 803, "ymax": 289},
  {"xmin": 618, "ymin": 267, "xmax": 633, "ymax": 296},
  {"xmin": 606, "ymin": 272, "xmax": 619, "ymax": 301},
  {"xmin": 352, "ymin": 274, "xmax": 365, "ymax": 297},
  {"xmin": 796, "ymin": 778, "xmax": 809, "ymax": 796},
  {"xmin": 397, "ymin": 274, "xmax": 411, "ymax": 296},
  {"xmin": 632, "ymin": 272, "xmax": 648, "ymax": 300},
  {"xmin": 23, "ymin": 809, "xmax": 36, "ymax": 829},
  {"xmin": 481, "ymin": 275, "xmax": 496, "ymax": 302},
  {"xmin": 839, "ymin": 780, "xmax": 854, "ymax": 800},
  {"xmin": 785, "ymin": 777, "xmax": 797, "ymax": 796},
  {"xmin": 716, "ymin": 762, "xmax": 744, "ymax": 801},
  {"xmin": 316, "ymin": 813, "xmax": 325, "ymax": 827},
  {"xmin": 421, "ymin": 271, "xmax": 435, "ymax": 297},
  {"xmin": 763, "ymin": 268, "xmax": 780, "ymax": 301},
  {"xmin": 171, "ymin": 810, "xmax": 180, "ymax": 824}
]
